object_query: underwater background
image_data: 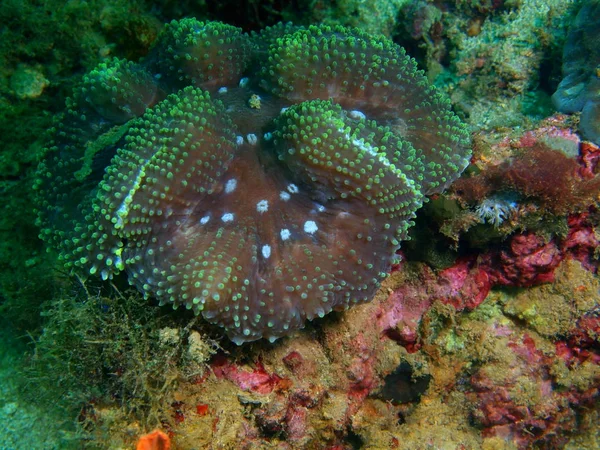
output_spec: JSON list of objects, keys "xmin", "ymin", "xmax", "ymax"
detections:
[{"xmin": 0, "ymin": 0, "xmax": 599, "ymax": 448}]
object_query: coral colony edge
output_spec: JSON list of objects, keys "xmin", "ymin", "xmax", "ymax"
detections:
[{"xmin": 34, "ymin": 18, "xmax": 471, "ymax": 344}]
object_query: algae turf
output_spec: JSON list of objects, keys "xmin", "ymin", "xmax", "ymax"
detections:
[
  {"xmin": 0, "ymin": 325, "xmax": 82, "ymax": 449},
  {"xmin": 19, "ymin": 284, "xmax": 217, "ymax": 447}
]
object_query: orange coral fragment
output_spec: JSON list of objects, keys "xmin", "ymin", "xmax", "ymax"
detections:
[
  {"xmin": 136, "ymin": 429, "xmax": 171, "ymax": 450},
  {"xmin": 196, "ymin": 403, "xmax": 209, "ymax": 415}
]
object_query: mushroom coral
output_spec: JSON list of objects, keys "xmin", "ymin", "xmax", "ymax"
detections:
[
  {"xmin": 35, "ymin": 20, "xmax": 471, "ymax": 344},
  {"xmin": 552, "ymin": 0, "xmax": 600, "ymax": 145}
]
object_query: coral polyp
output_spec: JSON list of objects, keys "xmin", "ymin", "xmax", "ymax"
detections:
[
  {"xmin": 474, "ymin": 195, "xmax": 517, "ymax": 227},
  {"xmin": 35, "ymin": 19, "xmax": 471, "ymax": 344}
]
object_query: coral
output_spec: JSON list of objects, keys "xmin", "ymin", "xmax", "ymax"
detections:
[
  {"xmin": 24, "ymin": 184, "xmax": 599, "ymax": 450},
  {"xmin": 557, "ymin": 314, "xmax": 600, "ymax": 367},
  {"xmin": 5, "ymin": 2, "xmax": 599, "ymax": 449},
  {"xmin": 129, "ymin": 265, "xmax": 489, "ymax": 449},
  {"xmin": 467, "ymin": 331, "xmax": 584, "ymax": 449},
  {"xmin": 461, "ymin": 271, "xmax": 600, "ymax": 448},
  {"xmin": 452, "ymin": 0, "xmax": 572, "ymax": 91},
  {"xmin": 136, "ymin": 429, "xmax": 171, "ymax": 450},
  {"xmin": 379, "ymin": 258, "xmax": 492, "ymax": 350},
  {"xmin": 580, "ymin": 141, "xmax": 600, "ymax": 177},
  {"xmin": 399, "ymin": 115, "xmax": 599, "ymax": 274},
  {"xmin": 34, "ymin": 18, "xmax": 471, "ymax": 344},
  {"xmin": 430, "ymin": 260, "xmax": 600, "ymax": 449},
  {"xmin": 552, "ymin": 0, "xmax": 600, "ymax": 145}
]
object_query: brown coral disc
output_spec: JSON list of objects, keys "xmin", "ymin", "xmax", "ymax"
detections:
[{"xmin": 35, "ymin": 19, "xmax": 471, "ymax": 344}]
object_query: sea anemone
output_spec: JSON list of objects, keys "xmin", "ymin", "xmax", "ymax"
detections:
[
  {"xmin": 35, "ymin": 19, "xmax": 471, "ymax": 344},
  {"xmin": 474, "ymin": 195, "xmax": 517, "ymax": 227},
  {"xmin": 552, "ymin": 1, "xmax": 600, "ymax": 145}
]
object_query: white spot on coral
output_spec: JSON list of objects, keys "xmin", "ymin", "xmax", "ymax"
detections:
[
  {"xmin": 304, "ymin": 220, "xmax": 318, "ymax": 234},
  {"xmin": 236, "ymin": 135, "xmax": 244, "ymax": 146},
  {"xmin": 316, "ymin": 204, "xmax": 325, "ymax": 212},
  {"xmin": 263, "ymin": 132, "xmax": 272, "ymax": 141},
  {"xmin": 218, "ymin": 87, "xmax": 228, "ymax": 94},
  {"xmin": 287, "ymin": 184, "xmax": 299, "ymax": 194},
  {"xmin": 351, "ymin": 137, "xmax": 390, "ymax": 167},
  {"xmin": 225, "ymin": 179, "xmax": 237, "ymax": 193},
  {"xmin": 280, "ymin": 107, "xmax": 288, "ymax": 113},
  {"xmin": 256, "ymin": 200, "xmax": 269, "ymax": 213},
  {"xmin": 349, "ymin": 110, "xmax": 366, "ymax": 120},
  {"xmin": 115, "ymin": 205, "xmax": 127, "ymax": 228},
  {"xmin": 200, "ymin": 215, "xmax": 210, "ymax": 225},
  {"xmin": 280, "ymin": 191, "xmax": 291, "ymax": 201},
  {"xmin": 221, "ymin": 213, "xmax": 234, "ymax": 222},
  {"xmin": 246, "ymin": 133, "xmax": 258, "ymax": 145},
  {"xmin": 262, "ymin": 244, "xmax": 271, "ymax": 259},
  {"xmin": 335, "ymin": 125, "xmax": 391, "ymax": 168},
  {"xmin": 239, "ymin": 77, "xmax": 249, "ymax": 88},
  {"xmin": 113, "ymin": 157, "xmax": 154, "ymax": 229},
  {"xmin": 280, "ymin": 229, "xmax": 291, "ymax": 241}
]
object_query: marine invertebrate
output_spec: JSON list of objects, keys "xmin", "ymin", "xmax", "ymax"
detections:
[
  {"xmin": 474, "ymin": 195, "xmax": 517, "ymax": 227},
  {"xmin": 35, "ymin": 19, "xmax": 471, "ymax": 343},
  {"xmin": 552, "ymin": 0, "xmax": 600, "ymax": 145}
]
